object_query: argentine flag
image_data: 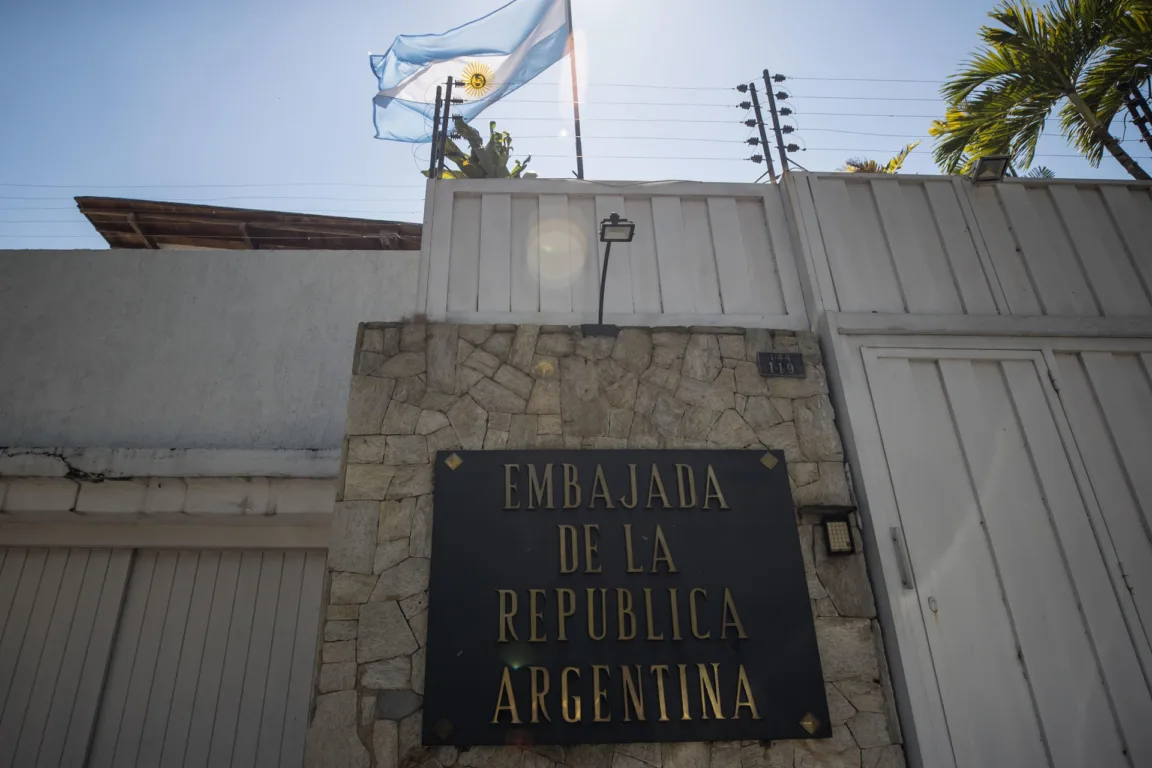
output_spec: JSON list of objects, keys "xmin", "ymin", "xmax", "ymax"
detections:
[{"xmin": 371, "ymin": 0, "xmax": 570, "ymax": 142}]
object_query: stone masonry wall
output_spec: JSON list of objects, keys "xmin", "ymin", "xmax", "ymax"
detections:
[{"xmin": 306, "ymin": 323, "xmax": 904, "ymax": 768}]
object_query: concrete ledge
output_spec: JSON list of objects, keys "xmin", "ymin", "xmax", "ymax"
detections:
[
  {"xmin": 0, "ymin": 521, "xmax": 329, "ymax": 549},
  {"xmin": 1, "ymin": 475, "xmax": 335, "ymax": 520},
  {"xmin": 0, "ymin": 447, "xmax": 341, "ymax": 479}
]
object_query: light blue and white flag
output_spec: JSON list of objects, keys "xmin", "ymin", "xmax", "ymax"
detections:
[{"xmin": 371, "ymin": 0, "xmax": 569, "ymax": 142}]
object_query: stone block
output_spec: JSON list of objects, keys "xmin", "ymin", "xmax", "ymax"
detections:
[
  {"xmin": 790, "ymin": 461, "xmax": 820, "ymax": 487},
  {"xmin": 323, "ymin": 640, "xmax": 356, "ymax": 663},
  {"xmin": 319, "ymin": 662, "xmax": 356, "ymax": 692},
  {"xmin": 363, "ymin": 656, "xmax": 412, "ymax": 690},
  {"xmin": 509, "ymin": 414, "xmax": 539, "ymax": 449},
  {"xmin": 682, "ymin": 407, "xmax": 720, "ymax": 440},
  {"xmin": 483, "ymin": 332, "xmax": 513, "ymax": 360},
  {"xmin": 849, "ymin": 711, "xmax": 892, "ymax": 749},
  {"xmin": 400, "ymin": 591, "xmax": 428, "ymax": 619},
  {"xmin": 815, "ymin": 526, "xmax": 876, "ymax": 618},
  {"xmin": 765, "ymin": 742, "xmax": 793, "ymax": 768},
  {"xmin": 767, "ymin": 362, "xmax": 828, "ymax": 398},
  {"xmin": 651, "ymin": 345, "xmax": 683, "ymax": 370},
  {"xmin": 538, "ymin": 415, "xmax": 562, "ymax": 434},
  {"xmin": 619, "ymin": 743, "xmax": 661, "ymax": 767},
  {"xmin": 608, "ymin": 408, "xmax": 634, "ymax": 438},
  {"xmin": 527, "ymin": 379, "xmax": 561, "ymax": 414},
  {"xmin": 682, "ymin": 334, "xmax": 722, "ymax": 382},
  {"xmin": 793, "ymin": 462, "xmax": 853, "ymax": 507},
  {"xmin": 379, "ymin": 497, "xmax": 415, "ymax": 542},
  {"xmin": 508, "ymin": 325, "xmax": 540, "ymax": 371},
  {"xmin": 304, "ymin": 691, "xmax": 368, "ymax": 768},
  {"xmin": 536, "ymin": 332, "xmax": 576, "ymax": 356},
  {"xmin": 530, "ymin": 355, "xmax": 560, "ymax": 380},
  {"xmin": 426, "ymin": 425, "xmax": 463, "ymax": 462},
  {"xmin": 605, "ymin": 373, "xmax": 639, "ymax": 411},
  {"xmin": 561, "ymin": 356, "xmax": 609, "ymax": 437},
  {"xmin": 495, "ymin": 364, "xmax": 536, "ymax": 399},
  {"xmin": 421, "ymin": 391, "xmax": 457, "ymax": 412},
  {"xmin": 485, "ymin": 412, "xmax": 509, "ymax": 431},
  {"xmin": 755, "ymin": 422, "xmax": 802, "ymax": 462},
  {"xmin": 641, "ymin": 366, "xmax": 680, "ymax": 394},
  {"xmin": 816, "ymin": 618, "xmax": 879, "ymax": 681},
  {"xmin": 381, "ymin": 401, "xmax": 421, "ymax": 435},
  {"xmin": 610, "ymin": 328, "xmax": 653, "ymax": 374},
  {"xmin": 675, "ymin": 378, "xmax": 734, "ymax": 411},
  {"xmin": 733, "ymin": 361, "xmax": 769, "ymax": 396},
  {"xmin": 459, "ymin": 324, "xmax": 493, "ymax": 346},
  {"xmin": 652, "ymin": 330, "xmax": 689, "ymax": 351},
  {"xmin": 401, "ymin": 324, "xmax": 426, "ymax": 352},
  {"xmin": 370, "ymin": 558, "xmax": 430, "ymax": 602},
  {"xmin": 375, "ymin": 539, "xmax": 410, "ymax": 574},
  {"xmin": 411, "ymin": 646, "xmax": 426, "ymax": 695},
  {"xmin": 743, "ymin": 396, "xmax": 782, "ymax": 429},
  {"xmin": 484, "ymin": 430, "xmax": 509, "ymax": 449},
  {"xmin": 344, "ymin": 465, "xmax": 395, "ymax": 501},
  {"xmin": 862, "ymin": 746, "xmax": 905, "ymax": 768},
  {"xmin": 374, "ymin": 719, "xmax": 400, "ymax": 768},
  {"xmin": 328, "ymin": 604, "xmax": 359, "ymax": 620},
  {"xmin": 576, "ymin": 334, "xmax": 615, "ymax": 360},
  {"xmin": 416, "ymin": 410, "xmax": 450, "ymax": 435},
  {"xmin": 827, "ymin": 681, "xmax": 857, "ymax": 726},
  {"xmin": 796, "ymin": 394, "xmax": 844, "ymax": 461},
  {"xmin": 535, "ymin": 434, "xmax": 565, "ymax": 449},
  {"xmin": 465, "ymin": 349, "xmax": 502, "ymax": 378},
  {"xmin": 718, "ymin": 334, "xmax": 745, "ymax": 359},
  {"xmin": 347, "ymin": 436, "xmax": 388, "ymax": 464},
  {"xmin": 712, "ymin": 369, "xmax": 735, "ymax": 393},
  {"xmin": 634, "ymin": 383, "xmax": 659, "ymax": 416},
  {"xmin": 330, "ymin": 572, "xmax": 377, "ymax": 605},
  {"xmin": 376, "ymin": 352, "xmax": 426, "ymax": 378},
  {"xmin": 816, "ymin": 597, "xmax": 838, "ymax": 616},
  {"xmin": 708, "ymin": 745, "xmax": 739, "ymax": 768},
  {"xmin": 660, "ymin": 743, "xmax": 707, "ymax": 768},
  {"xmin": 363, "ymin": 328, "xmax": 385, "ymax": 353},
  {"xmin": 568, "ymin": 746, "xmax": 614, "ymax": 768},
  {"xmin": 325, "ymin": 620, "xmax": 358, "ymax": 642},
  {"xmin": 471, "ymin": 377, "xmax": 528, "ymax": 413},
  {"xmin": 456, "ymin": 366, "xmax": 485, "ymax": 395},
  {"xmin": 394, "ymin": 375, "xmax": 426, "ymax": 405},
  {"xmin": 376, "ymin": 690, "xmax": 424, "ymax": 720},
  {"xmin": 408, "ymin": 609, "xmax": 428, "ymax": 646},
  {"xmin": 650, "ymin": 392, "xmax": 686, "ymax": 438},
  {"xmin": 347, "ymin": 376, "xmax": 396, "ymax": 435},
  {"xmin": 358, "ymin": 601, "xmax": 418, "ymax": 662},
  {"xmin": 75, "ymin": 479, "xmax": 147, "ymax": 514},
  {"xmin": 837, "ymin": 679, "xmax": 885, "ymax": 713},
  {"xmin": 708, "ymin": 410, "xmax": 756, "ymax": 446},
  {"xmin": 799, "ymin": 526, "xmax": 828, "ymax": 600},
  {"xmin": 386, "ymin": 465, "xmax": 433, "ymax": 499},
  {"xmin": 447, "ymin": 395, "xmax": 488, "ymax": 450},
  {"xmin": 385, "ymin": 435, "xmax": 428, "ymax": 465},
  {"xmin": 329, "ymin": 500, "xmax": 378, "ymax": 573},
  {"xmin": 410, "ymin": 495, "xmax": 433, "ymax": 558}
]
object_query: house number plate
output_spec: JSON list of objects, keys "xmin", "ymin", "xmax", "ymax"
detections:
[{"xmin": 757, "ymin": 352, "xmax": 805, "ymax": 378}]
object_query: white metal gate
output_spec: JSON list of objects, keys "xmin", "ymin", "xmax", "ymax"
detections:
[
  {"xmin": 0, "ymin": 547, "xmax": 325, "ymax": 768},
  {"xmin": 848, "ymin": 343, "xmax": 1152, "ymax": 768}
]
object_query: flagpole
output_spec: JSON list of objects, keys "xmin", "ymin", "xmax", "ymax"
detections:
[{"xmin": 564, "ymin": 0, "xmax": 585, "ymax": 179}]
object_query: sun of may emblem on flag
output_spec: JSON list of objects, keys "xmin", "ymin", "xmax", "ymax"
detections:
[{"xmin": 461, "ymin": 61, "xmax": 495, "ymax": 98}]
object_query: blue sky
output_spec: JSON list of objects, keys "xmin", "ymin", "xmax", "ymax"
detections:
[{"xmin": 1, "ymin": 0, "xmax": 1148, "ymax": 248}]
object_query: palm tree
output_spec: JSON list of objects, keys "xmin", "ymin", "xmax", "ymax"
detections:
[
  {"xmin": 931, "ymin": 0, "xmax": 1149, "ymax": 180},
  {"xmin": 837, "ymin": 142, "xmax": 921, "ymax": 174}
]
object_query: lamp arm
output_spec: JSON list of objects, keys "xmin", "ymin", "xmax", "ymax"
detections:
[{"xmin": 597, "ymin": 241, "xmax": 612, "ymax": 326}]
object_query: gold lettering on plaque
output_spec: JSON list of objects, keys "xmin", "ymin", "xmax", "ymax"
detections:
[
  {"xmin": 619, "ymin": 464, "xmax": 639, "ymax": 509},
  {"xmin": 492, "ymin": 667, "xmax": 522, "ymax": 723},
  {"xmin": 651, "ymin": 524, "xmax": 678, "ymax": 573},
  {"xmin": 703, "ymin": 465, "xmax": 730, "ymax": 509},
  {"xmin": 504, "ymin": 464, "xmax": 519, "ymax": 510},
  {"xmin": 647, "ymin": 464, "xmax": 671, "ymax": 509},
  {"xmin": 689, "ymin": 588, "xmax": 710, "ymax": 639},
  {"xmin": 529, "ymin": 589, "xmax": 547, "ymax": 642},
  {"xmin": 617, "ymin": 588, "xmax": 637, "ymax": 640},
  {"xmin": 583, "ymin": 524, "xmax": 602, "ymax": 574},
  {"xmin": 668, "ymin": 587, "xmax": 683, "ymax": 640},
  {"xmin": 563, "ymin": 464, "xmax": 581, "ymax": 508},
  {"xmin": 675, "ymin": 464, "xmax": 697, "ymax": 508},
  {"xmin": 677, "ymin": 664, "xmax": 691, "ymax": 720},
  {"xmin": 643, "ymin": 588, "xmax": 664, "ymax": 641},
  {"xmin": 528, "ymin": 464, "xmax": 554, "ymax": 509},
  {"xmin": 621, "ymin": 665, "xmax": 645, "ymax": 722},
  {"xmin": 558, "ymin": 525, "xmax": 578, "ymax": 574},
  {"xmin": 592, "ymin": 665, "xmax": 611, "ymax": 722},
  {"xmin": 721, "ymin": 588, "xmax": 749, "ymax": 639},
  {"xmin": 590, "ymin": 465, "xmax": 615, "ymax": 508},
  {"xmin": 733, "ymin": 665, "xmax": 762, "ymax": 720},
  {"xmin": 530, "ymin": 666, "xmax": 551, "ymax": 723},
  {"xmin": 623, "ymin": 524, "xmax": 644, "ymax": 573},
  {"xmin": 587, "ymin": 588, "xmax": 607, "ymax": 640},
  {"xmin": 561, "ymin": 667, "xmax": 582, "ymax": 723},
  {"xmin": 698, "ymin": 663, "xmax": 725, "ymax": 720},
  {"xmin": 650, "ymin": 664, "xmax": 671, "ymax": 722},
  {"xmin": 497, "ymin": 589, "xmax": 518, "ymax": 642},
  {"xmin": 556, "ymin": 588, "xmax": 575, "ymax": 641}
]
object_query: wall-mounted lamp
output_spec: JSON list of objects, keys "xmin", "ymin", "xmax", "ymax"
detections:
[
  {"xmin": 581, "ymin": 212, "xmax": 635, "ymax": 338},
  {"xmin": 971, "ymin": 155, "xmax": 1010, "ymax": 183}
]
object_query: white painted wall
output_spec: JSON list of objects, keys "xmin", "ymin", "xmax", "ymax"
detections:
[{"xmin": 0, "ymin": 249, "xmax": 418, "ymax": 450}]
